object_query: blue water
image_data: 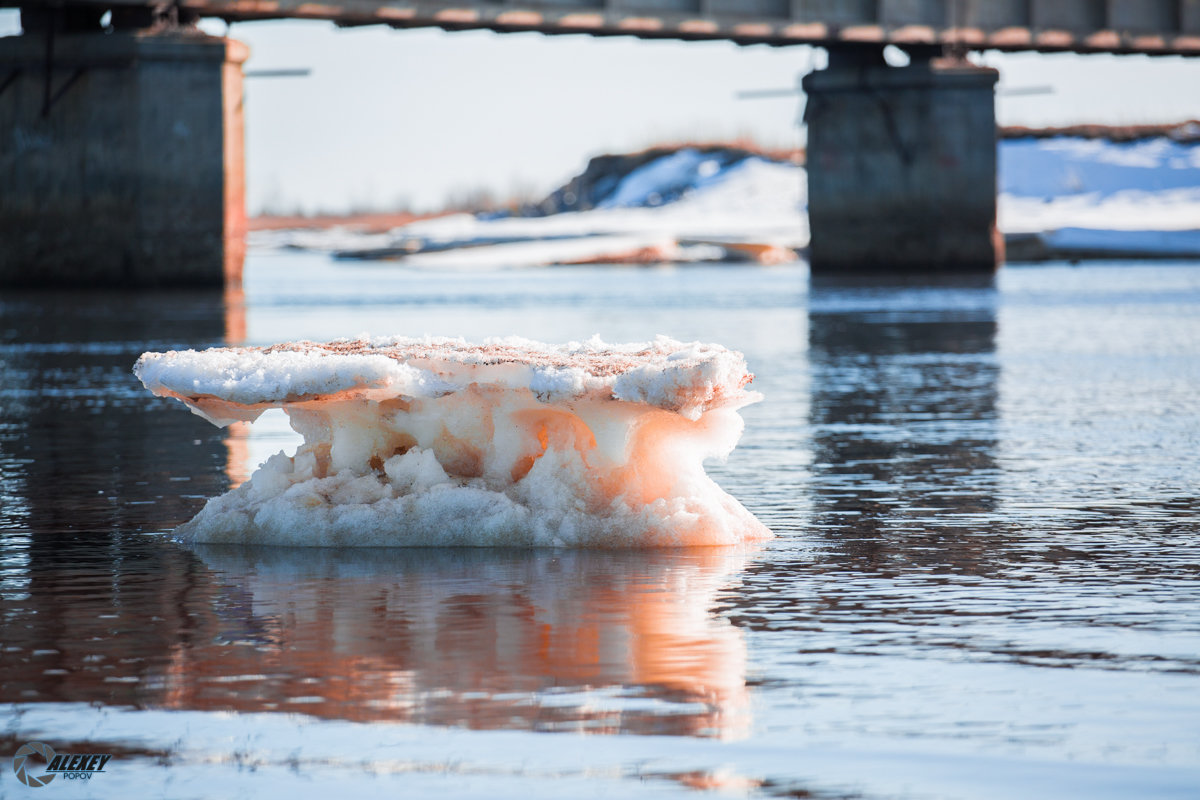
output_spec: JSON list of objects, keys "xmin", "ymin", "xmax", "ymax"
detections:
[{"xmin": 1, "ymin": 256, "xmax": 1198, "ymax": 798}]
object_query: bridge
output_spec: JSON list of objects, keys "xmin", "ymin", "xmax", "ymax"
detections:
[
  {"xmin": 66, "ymin": 0, "xmax": 1200, "ymax": 55},
  {"xmin": 2, "ymin": 1, "xmax": 1198, "ymax": 285}
]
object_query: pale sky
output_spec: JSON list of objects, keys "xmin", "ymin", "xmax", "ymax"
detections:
[{"xmin": 3, "ymin": 11, "xmax": 1199, "ymax": 213}]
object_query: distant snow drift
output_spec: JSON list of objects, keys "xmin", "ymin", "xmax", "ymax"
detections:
[
  {"xmin": 253, "ymin": 150, "xmax": 808, "ymax": 266},
  {"xmin": 135, "ymin": 336, "xmax": 772, "ymax": 547},
  {"xmin": 999, "ymin": 136, "xmax": 1200, "ymax": 256},
  {"xmin": 252, "ymin": 136, "xmax": 1200, "ymax": 263}
]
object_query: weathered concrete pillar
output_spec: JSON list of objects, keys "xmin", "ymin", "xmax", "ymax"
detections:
[
  {"xmin": 0, "ymin": 24, "xmax": 246, "ymax": 287},
  {"xmin": 802, "ymin": 47, "xmax": 1000, "ymax": 273}
]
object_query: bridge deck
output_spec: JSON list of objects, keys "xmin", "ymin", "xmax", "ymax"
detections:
[{"xmin": 61, "ymin": 0, "xmax": 1200, "ymax": 55}]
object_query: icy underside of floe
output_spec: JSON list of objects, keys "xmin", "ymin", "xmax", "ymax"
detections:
[{"xmin": 134, "ymin": 336, "xmax": 772, "ymax": 547}]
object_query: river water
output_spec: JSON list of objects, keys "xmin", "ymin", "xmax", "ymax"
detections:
[{"xmin": 1, "ymin": 255, "xmax": 1198, "ymax": 798}]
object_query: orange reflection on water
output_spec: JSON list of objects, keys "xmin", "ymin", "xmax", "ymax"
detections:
[
  {"xmin": 224, "ymin": 284, "xmax": 246, "ymax": 346},
  {"xmin": 221, "ymin": 284, "xmax": 252, "ymax": 489},
  {"xmin": 223, "ymin": 421, "xmax": 253, "ymax": 488},
  {"xmin": 164, "ymin": 547, "xmax": 753, "ymax": 738},
  {"xmin": 2, "ymin": 541, "xmax": 753, "ymax": 739}
]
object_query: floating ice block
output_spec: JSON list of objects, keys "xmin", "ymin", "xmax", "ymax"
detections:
[{"xmin": 135, "ymin": 335, "xmax": 772, "ymax": 547}]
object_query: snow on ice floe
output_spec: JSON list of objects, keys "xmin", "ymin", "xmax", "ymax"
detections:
[{"xmin": 135, "ymin": 336, "xmax": 772, "ymax": 548}]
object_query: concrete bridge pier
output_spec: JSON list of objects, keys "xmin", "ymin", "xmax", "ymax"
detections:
[
  {"xmin": 0, "ymin": 11, "xmax": 246, "ymax": 287},
  {"xmin": 802, "ymin": 46, "xmax": 1000, "ymax": 274}
]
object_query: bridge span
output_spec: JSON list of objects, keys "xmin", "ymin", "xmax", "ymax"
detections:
[
  {"xmin": 2, "ymin": 1, "xmax": 1199, "ymax": 285},
  {"xmin": 18, "ymin": 0, "xmax": 1200, "ymax": 55},
  {"xmin": 194, "ymin": 0, "xmax": 1200, "ymax": 56}
]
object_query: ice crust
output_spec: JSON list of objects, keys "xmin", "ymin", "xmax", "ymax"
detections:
[{"xmin": 135, "ymin": 336, "xmax": 772, "ymax": 547}]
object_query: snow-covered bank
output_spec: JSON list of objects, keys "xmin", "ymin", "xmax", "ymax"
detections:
[
  {"xmin": 999, "ymin": 135, "xmax": 1200, "ymax": 258},
  {"xmin": 252, "ymin": 134, "xmax": 1200, "ymax": 266},
  {"xmin": 340, "ymin": 154, "xmax": 805, "ymax": 269}
]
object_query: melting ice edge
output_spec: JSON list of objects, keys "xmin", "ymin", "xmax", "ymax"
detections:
[{"xmin": 135, "ymin": 335, "xmax": 772, "ymax": 547}]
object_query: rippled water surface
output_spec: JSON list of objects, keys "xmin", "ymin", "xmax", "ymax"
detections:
[{"xmin": 2, "ymin": 256, "xmax": 1198, "ymax": 798}]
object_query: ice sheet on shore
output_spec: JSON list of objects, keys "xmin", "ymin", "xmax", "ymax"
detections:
[
  {"xmin": 135, "ymin": 336, "xmax": 772, "ymax": 548},
  {"xmin": 999, "ymin": 138, "xmax": 1200, "ymax": 246},
  {"xmin": 251, "ymin": 156, "xmax": 807, "ymax": 266},
  {"xmin": 250, "ymin": 136, "xmax": 1200, "ymax": 263}
]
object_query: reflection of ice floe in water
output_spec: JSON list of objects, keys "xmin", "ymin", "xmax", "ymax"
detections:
[
  {"xmin": 185, "ymin": 546, "xmax": 753, "ymax": 738},
  {"xmin": 136, "ymin": 336, "xmax": 772, "ymax": 547}
]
